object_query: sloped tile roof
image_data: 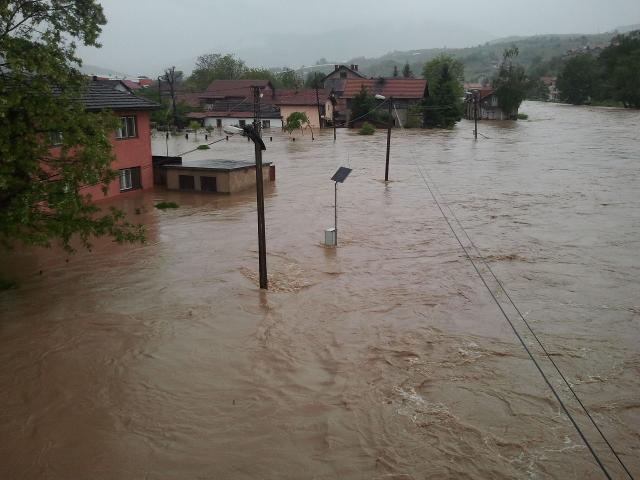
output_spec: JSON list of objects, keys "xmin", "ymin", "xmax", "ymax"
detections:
[
  {"xmin": 341, "ymin": 78, "xmax": 427, "ymax": 100},
  {"xmin": 83, "ymin": 80, "xmax": 158, "ymax": 111},
  {"xmin": 202, "ymin": 79, "xmax": 274, "ymax": 99},
  {"xmin": 187, "ymin": 110, "xmax": 281, "ymax": 119},
  {"xmin": 273, "ymin": 88, "xmax": 330, "ymax": 105}
]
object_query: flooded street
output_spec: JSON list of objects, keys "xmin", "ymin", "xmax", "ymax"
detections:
[{"xmin": 1, "ymin": 101, "xmax": 639, "ymax": 479}]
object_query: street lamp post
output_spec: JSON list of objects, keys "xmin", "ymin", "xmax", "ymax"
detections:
[{"xmin": 375, "ymin": 94, "xmax": 393, "ymax": 181}]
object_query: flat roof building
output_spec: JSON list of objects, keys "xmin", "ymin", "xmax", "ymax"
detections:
[{"xmin": 164, "ymin": 159, "xmax": 273, "ymax": 194}]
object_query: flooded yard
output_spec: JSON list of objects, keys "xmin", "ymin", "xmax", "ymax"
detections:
[{"xmin": 1, "ymin": 101, "xmax": 639, "ymax": 479}]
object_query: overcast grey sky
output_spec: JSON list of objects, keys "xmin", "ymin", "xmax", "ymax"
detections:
[{"xmin": 77, "ymin": 0, "xmax": 640, "ymax": 76}]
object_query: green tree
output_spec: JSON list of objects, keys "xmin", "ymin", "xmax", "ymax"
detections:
[
  {"xmin": 283, "ymin": 112, "xmax": 311, "ymax": 135},
  {"xmin": 161, "ymin": 66, "xmax": 183, "ymax": 127},
  {"xmin": 350, "ymin": 86, "xmax": 377, "ymax": 126},
  {"xmin": 304, "ymin": 71, "xmax": 325, "ymax": 89},
  {"xmin": 556, "ymin": 54, "xmax": 600, "ymax": 105},
  {"xmin": 526, "ymin": 78, "xmax": 550, "ymax": 101},
  {"xmin": 0, "ymin": 0, "xmax": 144, "ymax": 251},
  {"xmin": 187, "ymin": 53, "xmax": 246, "ymax": 90},
  {"xmin": 275, "ymin": 69, "xmax": 300, "ymax": 88},
  {"xmin": 242, "ymin": 68, "xmax": 276, "ymax": 83},
  {"xmin": 393, "ymin": 65, "xmax": 399, "ymax": 77},
  {"xmin": 598, "ymin": 31, "xmax": 640, "ymax": 108},
  {"xmin": 188, "ymin": 121, "xmax": 201, "ymax": 140},
  {"xmin": 402, "ymin": 62, "xmax": 413, "ymax": 78},
  {"xmin": 422, "ymin": 56, "xmax": 463, "ymax": 128},
  {"xmin": 422, "ymin": 54, "xmax": 465, "ymax": 91},
  {"xmin": 492, "ymin": 46, "xmax": 528, "ymax": 118}
]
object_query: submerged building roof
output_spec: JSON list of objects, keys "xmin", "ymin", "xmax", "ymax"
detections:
[{"xmin": 164, "ymin": 159, "xmax": 271, "ymax": 172}]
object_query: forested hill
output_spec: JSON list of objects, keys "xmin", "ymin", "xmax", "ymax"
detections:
[{"xmin": 324, "ymin": 30, "xmax": 626, "ymax": 81}]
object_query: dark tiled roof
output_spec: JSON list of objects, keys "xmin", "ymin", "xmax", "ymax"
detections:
[
  {"xmin": 187, "ymin": 110, "xmax": 281, "ymax": 120},
  {"xmin": 82, "ymin": 80, "xmax": 158, "ymax": 111},
  {"xmin": 341, "ymin": 78, "xmax": 427, "ymax": 100},
  {"xmin": 176, "ymin": 92, "xmax": 202, "ymax": 107},
  {"xmin": 321, "ymin": 65, "xmax": 366, "ymax": 82},
  {"xmin": 202, "ymin": 79, "xmax": 275, "ymax": 99}
]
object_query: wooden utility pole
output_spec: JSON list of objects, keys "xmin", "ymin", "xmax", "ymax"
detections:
[
  {"xmin": 163, "ymin": 66, "xmax": 181, "ymax": 128},
  {"xmin": 253, "ymin": 86, "xmax": 268, "ymax": 290},
  {"xmin": 473, "ymin": 92, "xmax": 478, "ymax": 140},
  {"xmin": 385, "ymin": 96, "xmax": 393, "ymax": 181},
  {"xmin": 315, "ymin": 85, "xmax": 322, "ymax": 129}
]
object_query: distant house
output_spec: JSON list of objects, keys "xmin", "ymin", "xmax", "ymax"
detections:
[
  {"xmin": 273, "ymin": 89, "xmax": 330, "ymax": 128},
  {"xmin": 192, "ymin": 79, "xmax": 282, "ymax": 128},
  {"xmin": 187, "ymin": 110, "xmax": 280, "ymax": 129},
  {"xmin": 338, "ymin": 77, "xmax": 428, "ymax": 126},
  {"xmin": 321, "ymin": 64, "xmax": 365, "ymax": 93},
  {"xmin": 49, "ymin": 78, "xmax": 158, "ymax": 200},
  {"xmin": 464, "ymin": 87, "xmax": 514, "ymax": 120},
  {"xmin": 540, "ymin": 76, "xmax": 559, "ymax": 101}
]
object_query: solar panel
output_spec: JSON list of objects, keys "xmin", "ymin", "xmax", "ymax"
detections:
[{"xmin": 331, "ymin": 167, "xmax": 352, "ymax": 183}]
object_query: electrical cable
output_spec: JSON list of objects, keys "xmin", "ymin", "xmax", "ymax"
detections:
[
  {"xmin": 424, "ymin": 170, "xmax": 635, "ymax": 480},
  {"xmin": 415, "ymin": 165, "xmax": 615, "ymax": 480},
  {"xmin": 176, "ymin": 136, "xmax": 227, "ymax": 157}
]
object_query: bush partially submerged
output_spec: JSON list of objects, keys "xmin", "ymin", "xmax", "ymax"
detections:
[
  {"xmin": 358, "ymin": 122, "xmax": 376, "ymax": 135},
  {"xmin": 517, "ymin": 113, "xmax": 529, "ymax": 120},
  {"xmin": 155, "ymin": 202, "xmax": 180, "ymax": 210},
  {"xmin": 197, "ymin": 144, "xmax": 210, "ymax": 150}
]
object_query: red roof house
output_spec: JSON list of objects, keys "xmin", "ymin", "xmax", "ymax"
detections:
[{"xmin": 50, "ymin": 78, "xmax": 158, "ymax": 200}]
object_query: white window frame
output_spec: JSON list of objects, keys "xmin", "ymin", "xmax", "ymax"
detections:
[
  {"xmin": 49, "ymin": 131, "xmax": 63, "ymax": 146},
  {"xmin": 119, "ymin": 168, "xmax": 133, "ymax": 191},
  {"xmin": 116, "ymin": 116, "xmax": 137, "ymax": 139}
]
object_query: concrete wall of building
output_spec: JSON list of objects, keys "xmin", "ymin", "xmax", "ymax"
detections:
[
  {"xmin": 166, "ymin": 165, "xmax": 271, "ymax": 194},
  {"xmin": 81, "ymin": 110, "xmax": 153, "ymax": 201},
  {"xmin": 202, "ymin": 117, "xmax": 282, "ymax": 129},
  {"xmin": 280, "ymin": 106, "xmax": 321, "ymax": 128}
]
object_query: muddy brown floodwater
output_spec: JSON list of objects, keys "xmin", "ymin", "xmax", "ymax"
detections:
[{"xmin": 1, "ymin": 102, "xmax": 639, "ymax": 479}]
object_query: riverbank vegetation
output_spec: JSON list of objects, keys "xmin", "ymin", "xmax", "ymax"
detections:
[{"xmin": 557, "ymin": 31, "xmax": 640, "ymax": 108}]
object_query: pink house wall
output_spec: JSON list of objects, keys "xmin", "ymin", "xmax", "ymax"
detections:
[{"xmin": 82, "ymin": 110, "xmax": 153, "ymax": 201}]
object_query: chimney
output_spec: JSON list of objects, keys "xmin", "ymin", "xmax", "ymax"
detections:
[
  {"xmin": 334, "ymin": 65, "xmax": 339, "ymax": 71},
  {"xmin": 92, "ymin": 75, "xmax": 98, "ymax": 81},
  {"xmin": 354, "ymin": 64, "xmax": 359, "ymax": 71}
]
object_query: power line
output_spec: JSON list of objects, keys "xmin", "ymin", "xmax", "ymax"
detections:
[
  {"xmin": 415, "ymin": 165, "xmax": 615, "ymax": 480},
  {"xmin": 424, "ymin": 170, "xmax": 635, "ymax": 480}
]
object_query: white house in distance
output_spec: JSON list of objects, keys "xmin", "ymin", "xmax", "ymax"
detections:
[
  {"xmin": 187, "ymin": 79, "xmax": 282, "ymax": 129},
  {"xmin": 187, "ymin": 110, "xmax": 282, "ymax": 129}
]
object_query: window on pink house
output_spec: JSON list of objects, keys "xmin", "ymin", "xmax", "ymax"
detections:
[
  {"xmin": 119, "ymin": 167, "xmax": 141, "ymax": 192},
  {"xmin": 116, "ymin": 116, "xmax": 137, "ymax": 139}
]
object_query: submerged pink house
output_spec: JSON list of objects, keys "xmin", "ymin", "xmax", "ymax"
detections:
[{"xmin": 50, "ymin": 78, "xmax": 158, "ymax": 200}]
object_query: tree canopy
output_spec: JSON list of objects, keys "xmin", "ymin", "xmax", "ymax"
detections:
[
  {"xmin": 598, "ymin": 31, "xmax": 640, "ymax": 108},
  {"xmin": 0, "ymin": 0, "xmax": 144, "ymax": 251},
  {"xmin": 186, "ymin": 53, "xmax": 247, "ymax": 90},
  {"xmin": 350, "ymin": 86, "xmax": 377, "ymax": 125},
  {"xmin": 555, "ymin": 31, "xmax": 640, "ymax": 108},
  {"xmin": 556, "ymin": 54, "xmax": 599, "ymax": 105},
  {"xmin": 283, "ymin": 112, "xmax": 311, "ymax": 135},
  {"xmin": 421, "ymin": 55, "xmax": 463, "ymax": 128},
  {"xmin": 422, "ymin": 54, "xmax": 464, "ymax": 95},
  {"xmin": 492, "ymin": 46, "xmax": 528, "ymax": 119}
]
